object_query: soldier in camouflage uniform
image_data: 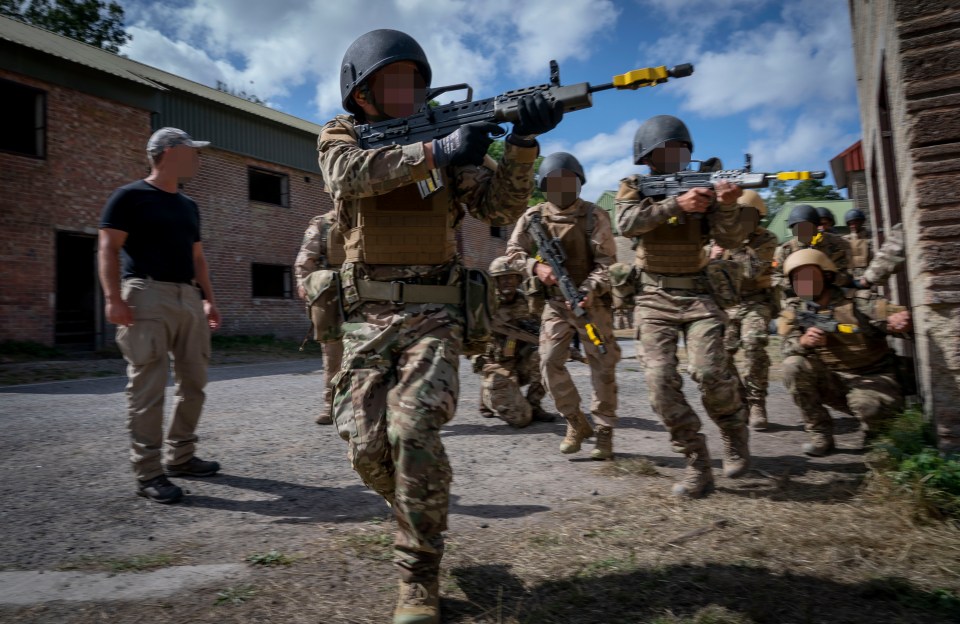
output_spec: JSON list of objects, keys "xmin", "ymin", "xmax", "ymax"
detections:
[
  {"xmin": 616, "ymin": 115, "xmax": 750, "ymax": 499},
  {"xmin": 507, "ymin": 152, "xmax": 621, "ymax": 460},
  {"xmin": 295, "ymin": 211, "xmax": 345, "ymax": 425},
  {"xmin": 475, "ymin": 256, "xmax": 555, "ymax": 427},
  {"xmin": 318, "ymin": 30, "xmax": 563, "ymax": 624},
  {"xmin": 843, "ymin": 208, "xmax": 874, "ymax": 283},
  {"xmin": 609, "ymin": 262, "xmax": 635, "ymax": 330},
  {"xmin": 778, "ymin": 249, "xmax": 911, "ymax": 456},
  {"xmin": 713, "ymin": 190, "xmax": 779, "ymax": 430},
  {"xmin": 772, "ymin": 204, "xmax": 853, "ymax": 292},
  {"xmin": 856, "ymin": 223, "xmax": 905, "ymax": 289}
]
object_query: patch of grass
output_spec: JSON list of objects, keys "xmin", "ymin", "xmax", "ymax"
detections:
[
  {"xmin": 214, "ymin": 585, "xmax": 257, "ymax": 606},
  {"xmin": 860, "ymin": 576, "xmax": 960, "ymax": 614},
  {"xmin": 600, "ymin": 456, "xmax": 661, "ymax": 478},
  {"xmin": 0, "ymin": 340, "xmax": 65, "ymax": 360},
  {"xmin": 528, "ymin": 534, "xmax": 562, "ymax": 547},
  {"xmin": 245, "ymin": 549, "xmax": 295, "ymax": 566},
  {"xmin": 869, "ymin": 409, "xmax": 960, "ymax": 519},
  {"xmin": 344, "ymin": 532, "xmax": 393, "ymax": 561},
  {"xmin": 650, "ymin": 605, "xmax": 754, "ymax": 624},
  {"xmin": 210, "ymin": 333, "xmax": 323, "ymax": 359},
  {"xmin": 577, "ymin": 555, "xmax": 638, "ymax": 578}
]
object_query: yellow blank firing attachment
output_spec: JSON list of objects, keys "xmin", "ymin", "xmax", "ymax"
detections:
[
  {"xmin": 586, "ymin": 323, "xmax": 607, "ymax": 355},
  {"xmin": 775, "ymin": 171, "xmax": 817, "ymax": 181},
  {"xmin": 613, "ymin": 66, "xmax": 670, "ymax": 90},
  {"xmin": 837, "ymin": 323, "xmax": 859, "ymax": 334}
]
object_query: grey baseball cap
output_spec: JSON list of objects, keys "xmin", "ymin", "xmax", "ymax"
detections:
[{"xmin": 146, "ymin": 127, "xmax": 210, "ymax": 155}]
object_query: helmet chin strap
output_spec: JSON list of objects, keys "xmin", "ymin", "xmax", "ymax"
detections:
[{"xmin": 357, "ymin": 85, "xmax": 391, "ymax": 121}]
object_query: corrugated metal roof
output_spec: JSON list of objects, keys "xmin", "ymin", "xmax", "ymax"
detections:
[
  {"xmin": 0, "ymin": 15, "xmax": 322, "ymax": 135},
  {"xmin": 829, "ymin": 140, "xmax": 864, "ymax": 189}
]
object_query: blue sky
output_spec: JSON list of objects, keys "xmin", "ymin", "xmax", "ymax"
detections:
[{"xmin": 117, "ymin": 0, "xmax": 860, "ymax": 202}]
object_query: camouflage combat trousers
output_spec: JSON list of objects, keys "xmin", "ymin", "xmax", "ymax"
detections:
[
  {"xmin": 332, "ymin": 301, "xmax": 461, "ymax": 582},
  {"xmin": 480, "ymin": 346, "xmax": 546, "ymax": 427},
  {"xmin": 634, "ymin": 287, "xmax": 746, "ymax": 451},
  {"xmin": 321, "ymin": 339, "xmax": 343, "ymax": 417},
  {"xmin": 539, "ymin": 299, "xmax": 620, "ymax": 427},
  {"xmin": 782, "ymin": 355, "xmax": 903, "ymax": 435},
  {"xmin": 724, "ymin": 298, "xmax": 773, "ymax": 405}
]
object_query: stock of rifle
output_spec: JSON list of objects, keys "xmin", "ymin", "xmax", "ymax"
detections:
[
  {"xmin": 527, "ymin": 212, "xmax": 608, "ymax": 355},
  {"xmin": 355, "ymin": 61, "xmax": 694, "ymax": 151}
]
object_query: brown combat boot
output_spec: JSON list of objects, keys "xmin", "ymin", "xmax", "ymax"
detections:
[
  {"xmin": 591, "ymin": 425, "xmax": 614, "ymax": 460},
  {"xmin": 748, "ymin": 403, "xmax": 768, "ymax": 431},
  {"xmin": 479, "ymin": 403, "xmax": 495, "ymax": 418},
  {"xmin": 559, "ymin": 412, "xmax": 594, "ymax": 454},
  {"xmin": 316, "ymin": 406, "xmax": 333, "ymax": 425},
  {"xmin": 672, "ymin": 434, "xmax": 715, "ymax": 498},
  {"xmin": 531, "ymin": 405, "xmax": 558, "ymax": 422},
  {"xmin": 719, "ymin": 425, "xmax": 751, "ymax": 478},
  {"xmin": 802, "ymin": 432, "xmax": 835, "ymax": 457},
  {"xmin": 394, "ymin": 578, "xmax": 440, "ymax": 624}
]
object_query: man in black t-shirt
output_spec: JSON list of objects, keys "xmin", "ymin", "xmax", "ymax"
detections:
[{"xmin": 98, "ymin": 127, "xmax": 222, "ymax": 504}]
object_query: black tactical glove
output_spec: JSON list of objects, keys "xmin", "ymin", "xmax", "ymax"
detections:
[
  {"xmin": 511, "ymin": 91, "xmax": 564, "ymax": 137},
  {"xmin": 432, "ymin": 121, "xmax": 502, "ymax": 167}
]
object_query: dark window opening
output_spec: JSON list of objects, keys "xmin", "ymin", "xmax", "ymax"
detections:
[
  {"xmin": 1, "ymin": 79, "xmax": 46, "ymax": 158},
  {"xmin": 249, "ymin": 167, "xmax": 289, "ymax": 206},
  {"xmin": 56, "ymin": 232, "xmax": 97, "ymax": 348},
  {"xmin": 251, "ymin": 263, "xmax": 292, "ymax": 298},
  {"xmin": 490, "ymin": 226, "xmax": 502, "ymax": 238}
]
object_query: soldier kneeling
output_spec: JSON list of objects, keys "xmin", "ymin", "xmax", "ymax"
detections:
[
  {"xmin": 778, "ymin": 249, "xmax": 911, "ymax": 456},
  {"xmin": 475, "ymin": 256, "xmax": 557, "ymax": 427}
]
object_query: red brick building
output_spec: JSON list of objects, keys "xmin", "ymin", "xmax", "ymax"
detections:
[{"xmin": 0, "ymin": 16, "xmax": 507, "ymax": 348}]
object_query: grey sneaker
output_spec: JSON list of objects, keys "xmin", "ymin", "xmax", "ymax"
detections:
[
  {"xmin": 137, "ymin": 475, "xmax": 183, "ymax": 504},
  {"xmin": 164, "ymin": 457, "xmax": 221, "ymax": 477}
]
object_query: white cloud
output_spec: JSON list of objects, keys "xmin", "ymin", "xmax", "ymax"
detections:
[
  {"xmin": 119, "ymin": 0, "xmax": 619, "ymax": 121},
  {"xmin": 539, "ymin": 120, "xmax": 641, "ymax": 202},
  {"xmin": 744, "ymin": 111, "xmax": 860, "ymax": 174}
]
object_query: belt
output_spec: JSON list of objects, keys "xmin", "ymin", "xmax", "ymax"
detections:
[
  {"xmin": 356, "ymin": 279, "xmax": 462, "ymax": 305},
  {"xmin": 639, "ymin": 271, "xmax": 706, "ymax": 291}
]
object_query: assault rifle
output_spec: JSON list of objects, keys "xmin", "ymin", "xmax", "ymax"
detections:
[
  {"xmin": 527, "ymin": 212, "xmax": 608, "ymax": 354},
  {"xmin": 356, "ymin": 61, "xmax": 693, "ymax": 150},
  {"xmin": 491, "ymin": 319, "xmax": 539, "ymax": 345},
  {"xmin": 797, "ymin": 301, "xmax": 860, "ymax": 334}
]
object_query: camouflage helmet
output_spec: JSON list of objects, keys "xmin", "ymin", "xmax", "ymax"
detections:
[
  {"xmin": 782, "ymin": 248, "xmax": 838, "ymax": 278},
  {"xmin": 608, "ymin": 262, "xmax": 634, "ymax": 287},
  {"xmin": 815, "ymin": 206, "xmax": 836, "ymax": 224},
  {"xmin": 738, "ymin": 189, "xmax": 767, "ymax": 216},
  {"xmin": 633, "ymin": 115, "xmax": 693, "ymax": 165},
  {"xmin": 844, "ymin": 208, "xmax": 866, "ymax": 224},
  {"xmin": 488, "ymin": 256, "xmax": 523, "ymax": 277},
  {"xmin": 786, "ymin": 204, "xmax": 820, "ymax": 228},
  {"xmin": 340, "ymin": 29, "xmax": 431, "ymax": 116},
  {"xmin": 537, "ymin": 151, "xmax": 586, "ymax": 190}
]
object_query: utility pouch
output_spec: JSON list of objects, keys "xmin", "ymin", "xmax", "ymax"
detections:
[
  {"xmin": 704, "ymin": 259, "xmax": 742, "ymax": 308},
  {"xmin": 462, "ymin": 267, "xmax": 496, "ymax": 356},
  {"xmin": 303, "ymin": 269, "xmax": 345, "ymax": 343},
  {"xmin": 608, "ymin": 262, "xmax": 637, "ymax": 310},
  {"xmin": 522, "ymin": 275, "xmax": 546, "ymax": 318}
]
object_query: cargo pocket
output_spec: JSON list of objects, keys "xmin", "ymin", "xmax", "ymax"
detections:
[
  {"xmin": 334, "ymin": 368, "xmax": 389, "ymax": 451},
  {"xmin": 116, "ymin": 321, "xmax": 162, "ymax": 366}
]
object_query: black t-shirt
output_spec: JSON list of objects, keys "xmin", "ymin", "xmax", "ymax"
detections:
[{"xmin": 99, "ymin": 180, "xmax": 201, "ymax": 283}]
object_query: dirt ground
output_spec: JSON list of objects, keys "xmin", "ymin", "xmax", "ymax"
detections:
[{"xmin": 0, "ymin": 337, "xmax": 958, "ymax": 623}]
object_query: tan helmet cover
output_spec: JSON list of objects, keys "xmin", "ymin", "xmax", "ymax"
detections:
[
  {"xmin": 782, "ymin": 248, "xmax": 838, "ymax": 277},
  {"xmin": 489, "ymin": 255, "xmax": 523, "ymax": 277},
  {"xmin": 739, "ymin": 189, "xmax": 767, "ymax": 216}
]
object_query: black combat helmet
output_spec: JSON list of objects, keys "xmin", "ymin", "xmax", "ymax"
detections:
[
  {"xmin": 816, "ymin": 206, "xmax": 835, "ymax": 224},
  {"xmin": 340, "ymin": 29, "xmax": 432, "ymax": 116},
  {"xmin": 537, "ymin": 152, "xmax": 586, "ymax": 190},
  {"xmin": 633, "ymin": 115, "xmax": 693, "ymax": 165},
  {"xmin": 844, "ymin": 208, "xmax": 866, "ymax": 224},
  {"xmin": 787, "ymin": 204, "xmax": 820, "ymax": 228}
]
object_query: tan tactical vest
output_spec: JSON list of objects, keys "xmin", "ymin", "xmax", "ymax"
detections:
[
  {"xmin": 324, "ymin": 220, "xmax": 346, "ymax": 269},
  {"xmin": 540, "ymin": 203, "xmax": 592, "ymax": 286},
  {"xmin": 638, "ymin": 217, "xmax": 706, "ymax": 274},
  {"xmin": 848, "ymin": 237, "xmax": 870, "ymax": 269},
  {"xmin": 813, "ymin": 298, "xmax": 890, "ymax": 371},
  {"xmin": 344, "ymin": 179, "xmax": 457, "ymax": 265}
]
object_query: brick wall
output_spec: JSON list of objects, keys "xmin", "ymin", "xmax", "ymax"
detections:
[
  {"xmin": 851, "ymin": 0, "xmax": 960, "ymax": 451},
  {"xmin": 0, "ymin": 69, "xmax": 151, "ymax": 345},
  {"xmin": 459, "ymin": 213, "xmax": 511, "ymax": 271}
]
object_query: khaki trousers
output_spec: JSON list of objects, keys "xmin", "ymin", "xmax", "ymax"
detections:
[{"xmin": 116, "ymin": 278, "xmax": 210, "ymax": 481}]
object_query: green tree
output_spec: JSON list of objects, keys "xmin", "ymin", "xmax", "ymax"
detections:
[
  {"xmin": 487, "ymin": 140, "xmax": 545, "ymax": 205},
  {"xmin": 1, "ymin": 0, "xmax": 130, "ymax": 53},
  {"xmin": 764, "ymin": 178, "xmax": 843, "ymax": 223}
]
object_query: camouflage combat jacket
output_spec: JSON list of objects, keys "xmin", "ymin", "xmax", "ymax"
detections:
[
  {"xmin": 294, "ymin": 212, "xmax": 342, "ymax": 285},
  {"xmin": 772, "ymin": 232, "xmax": 853, "ymax": 290},
  {"xmin": 317, "ymin": 115, "xmax": 538, "ymax": 283},
  {"xmin": 723, "ymin": 227, "xmax": 778, "ymax": 299},
  {"xmin": 486, "ymin": 293, "xmax": 540, "ymax": 362}
]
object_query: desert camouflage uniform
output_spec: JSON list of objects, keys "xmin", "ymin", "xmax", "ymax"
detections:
[
  {"xmin": 779, "ymin": 287, "xmax": 905, "ymax": 439},
  {"xmin": 616, "ymin": 177, "xmax": 747, "ymax": 469},
  {"xmin": 294, "ymin": 212, "xmax": 343, "ymax": 421},
  {"xmin": 723, "ymin": 227, "xmax": 779, "ymax": 410},
  {"xmin": 318, "ymin": 115, "xmax": 537, "ymax": 583},
  {"xmin": 772, "ymin": 231, "xmax": 853, "ymax": 292},
  {"xmin": 477, "ymin": 291, "xmax": 546, "ymax": 427},
  {"xmin": 507, "ymin": 200, "xmax": 621, "ymax": 433},
  {"xmin": 844, "ymin": 228, "xmax": 873, "ymax": 280},
  {"xmin": 863, "ymin": 224, "xmax": 906, "ymax": 286}
]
